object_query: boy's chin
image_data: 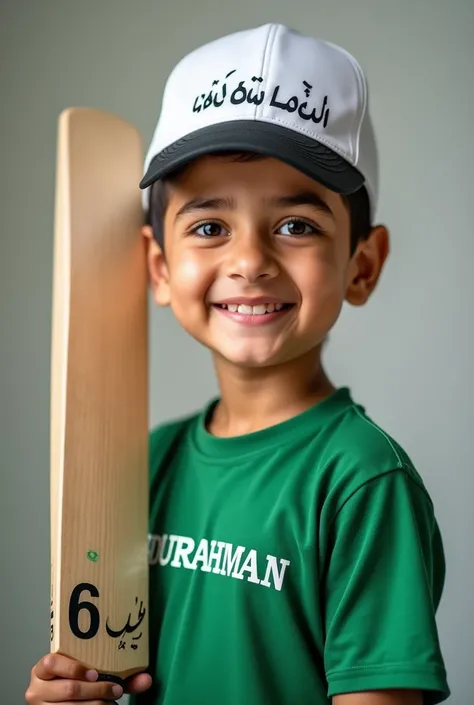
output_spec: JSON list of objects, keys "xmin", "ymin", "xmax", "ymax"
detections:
[{"xmin": 210, "ymin": 343, "xmax": 307, "ymax": 370}]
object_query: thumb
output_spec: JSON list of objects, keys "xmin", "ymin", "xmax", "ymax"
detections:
[{"xmin": 125, "ymin": 672, "xmax": 153, "ymax": 694}]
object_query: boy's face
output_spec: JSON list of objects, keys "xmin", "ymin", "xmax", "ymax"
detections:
[{"xmin": 145, "ymin": 155, "xmax": 388, "ymax": 369}]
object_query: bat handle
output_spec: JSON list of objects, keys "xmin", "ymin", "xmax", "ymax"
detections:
[{"xmin": 97, "ymin": 673, "xmax": 126, "ymax": 688}]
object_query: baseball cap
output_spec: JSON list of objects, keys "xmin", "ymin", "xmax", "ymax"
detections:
[{"xmin": 140, "ymin": 23, "xmax": 379, "ymax": 219}]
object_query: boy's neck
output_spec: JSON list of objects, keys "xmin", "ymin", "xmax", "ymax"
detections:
[{"xmin": 208, "ymin": 348, "xmax": 336, "ymax": 438}]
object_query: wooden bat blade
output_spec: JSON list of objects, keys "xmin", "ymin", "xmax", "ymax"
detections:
[{"xmin": 50, "ymin": 107, "xmax": 149, "ymax": 682}]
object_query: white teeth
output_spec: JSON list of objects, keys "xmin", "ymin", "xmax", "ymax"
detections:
[
  {"xmin": 218, "ymin": 303, "xmax": 287, "ymax": 314},
  {"xmin": 237, "ymin": 304, "xmax": 253, "ymax": 314},
  {"xmin": 252, "ymin": 305, "xmax": 268, "ymax": 315}
]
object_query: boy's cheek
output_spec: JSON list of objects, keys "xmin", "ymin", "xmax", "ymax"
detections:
[
  {"xmin": 299, "ymin": 274, "xmax": 346, "ymax": 332},
  {"xmin": 174, "ymin": 257, "xmax": 202, "ymax": 283},
  {"xmin": 299, "ymin": 261, "xmax": 347, "ymax": 305},
  {"xmin": 169, "ymin": 260, "xmax": 223, "ymax": 320}
]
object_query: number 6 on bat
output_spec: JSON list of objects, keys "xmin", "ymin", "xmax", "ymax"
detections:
[{"xmin": 50, "ymin": 107, "xmax": 149, "ymax": 686}]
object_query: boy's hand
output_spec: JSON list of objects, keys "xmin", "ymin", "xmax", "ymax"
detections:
[{"xmin": 25, "ymin": 654, "xmax": 152, "ymax": 703}]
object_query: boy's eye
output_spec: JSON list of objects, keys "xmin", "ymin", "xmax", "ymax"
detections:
[
  {"xmin": 277, "ymin": 219, "xmax": 319, "ymax": 237},
  {"xmin": 192, "ymin": 222, "xmax": 227, "ymax": 238},
  {"xmin": 189, "ymin": 218, "xmax": 321, "ymax": 238}
]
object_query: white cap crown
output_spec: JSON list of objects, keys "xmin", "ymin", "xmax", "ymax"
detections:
[{"xmin": 142, "ymin": 24, "xmax": 378, "ymax": 218}]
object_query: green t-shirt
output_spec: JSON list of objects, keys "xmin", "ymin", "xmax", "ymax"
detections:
[{"xmin": 131, "ymin": 387, "xmax": 449, "ymax": 704}]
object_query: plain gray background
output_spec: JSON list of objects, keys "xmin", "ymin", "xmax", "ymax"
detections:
[{"xmin": 1, "ymin": 1, "xmax": 473, "ymax": 702}]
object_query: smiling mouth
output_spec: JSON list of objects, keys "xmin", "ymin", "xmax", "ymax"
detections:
[{"xmin": 213, "ymin": 303, "xmax": 294, "ymax": 315}]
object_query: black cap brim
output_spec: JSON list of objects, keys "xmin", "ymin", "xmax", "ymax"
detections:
[{"xmin": 140, "ymin": 120, "xmax": 364, "ymax": 197}]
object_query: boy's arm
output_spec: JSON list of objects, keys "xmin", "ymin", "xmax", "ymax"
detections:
[
  {"xmin": 322, "ymin": 468, "xmax": 449, "ymax": 702},
  {"xmin": 333, "ymin": 690, "xmax": 422, "ymax": 704}
]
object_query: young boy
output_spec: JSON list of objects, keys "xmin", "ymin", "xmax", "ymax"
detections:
[{"xmin": 26, "ymin": 23, "xmax": 450, "ymax": 705}]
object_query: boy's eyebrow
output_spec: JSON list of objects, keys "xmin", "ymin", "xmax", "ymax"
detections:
[
  {"xmin": 173, "ymin": 191, "xmax": 334, "ymax": 222},
  {"xmin": 268, "ymin": 191, "xmax": 334, "ymax": 218},
  {"xmin": 174, "ymin": 197, "xmax": 236, "ymax": 221}
]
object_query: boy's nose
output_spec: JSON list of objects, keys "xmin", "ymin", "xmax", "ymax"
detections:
[{"xmin": 225, "ymin": 234, "xmax": 280, "ymax": 283}]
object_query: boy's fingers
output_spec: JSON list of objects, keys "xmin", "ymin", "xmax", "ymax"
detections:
[
  {"xmin": 125, "ymin": 672, "xmax": 153, "ymax": 693},
  {"xmin": 30, "ymin": 677, "xmax": 122, "ymax": 701},
  {"xmin": 34, "ymin": 654, "xmax": 98, "ymax": 682}
]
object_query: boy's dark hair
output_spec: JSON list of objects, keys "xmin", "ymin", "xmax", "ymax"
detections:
[{"xmin": 145, "ymin": 152, "xmax": 372, "ymax": 255}]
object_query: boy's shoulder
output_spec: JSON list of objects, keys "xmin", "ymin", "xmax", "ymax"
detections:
[
  {"xmin": 146, "ymin": 390, "xmax": 430, "ymax": 497},
  {"xmin": 148, "ymin": 405, "xmax": 203, "ymax": 456},
  {"xmin": 147, "ymin": 407, "xmax": 203, "ymax": 493},
  {"xmin": 315, "ymin": 388, "xmax": 434, "ymax": 513}
]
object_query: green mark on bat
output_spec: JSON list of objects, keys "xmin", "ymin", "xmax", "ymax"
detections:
[{"xmin": 87, "ymin": 550, "xmax": 99, "ymax": 563}]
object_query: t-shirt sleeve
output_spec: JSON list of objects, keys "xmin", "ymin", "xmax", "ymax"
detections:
[{"xmin": 322, "ymin": 468, "xmax": 450, "ymax": 703}]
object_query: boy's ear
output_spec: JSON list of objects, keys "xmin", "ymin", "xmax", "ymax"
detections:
[
  {"xmin": 345, "ymin": 225, "xmax": 390, "ymax": 306},
  {"xmin": 141, "ymin": 225, "xmax": 171, "ymax": 307}
]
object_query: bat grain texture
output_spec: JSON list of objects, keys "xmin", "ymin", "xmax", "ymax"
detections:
[{"xmin": 50, "ymin": 107, "xmax": 149, "ymax": 684}]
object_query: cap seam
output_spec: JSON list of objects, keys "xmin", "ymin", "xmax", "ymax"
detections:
[
  {"xmin": 256, "ymin": 23, "xmax": 280, "ymax": 120},
  {"xmin": 346, "ymin": 54, "xmax": 366, "ymax": 166},
  {"xmin": 327, "ymin": 42, "xmax": 368, "ymax": 166}
]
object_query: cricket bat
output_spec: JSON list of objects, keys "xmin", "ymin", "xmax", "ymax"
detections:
[{"xmin": 49, "ymin": 107, "xmax": 149, "ymax": 686}]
